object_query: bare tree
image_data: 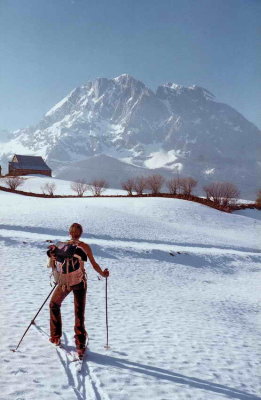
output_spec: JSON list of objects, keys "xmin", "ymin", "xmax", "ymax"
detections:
[
  {"xmin": 204, "ymin": 182, "xmax": 222, "ymax": 203},
  {"xmin": 167, "ymin": 176, "xmax": 182, "ymax": 195},
  {"xmin": 221, "ymin": 182, "xmax": 240, "ymax": 206},
  {"xmin": 179, "ymin": 177, "xmax": 197, "ymax": 196},
  {"xmin": 71, "ymin": 180, "xmax": 88, "ymax": 197},
  {"xmin": 41, "ymin": 182, "xmax": 56, "ymax": 196},
  {"xmin": 5, "ymin": 176, "xmax": 25, "ymax": 190},
  {"xmin": 256, "ymin": 190, "xmax": 261, "ymax": 206},
  {"xmin": 121, "ymin": 178, "xmax": 136, "ymax": 195},
  {"xmin": 203, "ymin": 182, "xmax": 239, "ymax": 205},
  {"xmin": 146, "ymin": 174, "xmax": 165, "ymax": 194},
  {"xmin": 133, "ymin": 176, "xmax": 147, "ymax": 195},
  {"xmin": 203, "ymin": 182, "xmax": 220, "ymax": 203},
  {"xmin": 90, "ymin": 179, "xmax": 108, "ymax": 196}
]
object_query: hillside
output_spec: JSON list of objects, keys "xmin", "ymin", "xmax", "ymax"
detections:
[{"xmin": 0, "ymin": 177, "xmax": 260, "ymax": 400}]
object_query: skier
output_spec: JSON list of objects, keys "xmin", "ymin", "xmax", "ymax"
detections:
[{"xmin": 47, "ymin": 222, "xmax": 109, "ymax": 358}]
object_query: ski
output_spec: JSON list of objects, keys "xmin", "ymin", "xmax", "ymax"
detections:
[
  {"xmin": 33, "ymin": 323, "xmax": 77, "ymax": 361},
  {"xmin": 33, "ymin": 323, "xmax": 88, "ymax": 373},
  {"xmin": 74, "ymin": 338, "xmax": 89, "ymax": 373},
  {"xmin": 53, "ymin": 342, "xmax": 78, "ymax": 362},
  {"xmin": 73, "ymin": 354, "xmax": 85, "ymax": 374}
]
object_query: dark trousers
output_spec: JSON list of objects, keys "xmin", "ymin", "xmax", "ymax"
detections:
[{"xmin": 49, "ymin": 281, "xmax": 87, "ymax": 349}]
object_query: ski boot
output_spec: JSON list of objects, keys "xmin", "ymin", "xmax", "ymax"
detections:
[
  {"xmin": 49, "ymin": 337, "xmax": 61, "ymax": 346},
  {"xmin": 76, "ymin": 346, "xmax": 86, "ymax": 360}
]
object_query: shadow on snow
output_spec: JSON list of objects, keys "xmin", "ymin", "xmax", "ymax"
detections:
[{"xmin": 86, "ymin": 350, "xmax": 260, "ymax": 400}]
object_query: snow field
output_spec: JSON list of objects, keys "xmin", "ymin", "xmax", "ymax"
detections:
[
  {"xmin": 0, "ymin": 177, "xmax": 260, "ymax": 400},
  {"xmin": 0, "ymin": 175, "xmax": 125, "ymax": 196}
]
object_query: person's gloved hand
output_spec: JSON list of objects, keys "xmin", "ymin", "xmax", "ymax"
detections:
[{"xmin": 102, "ymin": 269, "xmax": 109, "ymax": 278}]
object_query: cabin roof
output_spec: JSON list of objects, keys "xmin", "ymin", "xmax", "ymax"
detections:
[{"xmin": 9, "ymin": 155, "xmax": 51, "ymax": 171}]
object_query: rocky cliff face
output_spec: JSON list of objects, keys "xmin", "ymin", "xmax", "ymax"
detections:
[{"xmin": 0, "ymin": 74, "xmax": 260, "ymax": 197}]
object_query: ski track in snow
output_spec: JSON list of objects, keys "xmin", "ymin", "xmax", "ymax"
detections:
[
  {"xmin": 33, "ymin": 324, "xmax": 110, "ymax": 400},
  {"xmin": 0, "ymin": 183, "xmax": 261, "ymax": 400}
]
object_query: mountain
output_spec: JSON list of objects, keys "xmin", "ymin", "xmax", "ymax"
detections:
[
  {"xmin": 56, "ymin": 154, "xmax": 174, "ymax": 187},
  {"xmin": 0, "ymin": 74, "xmax": 260, "ymax": 197}
]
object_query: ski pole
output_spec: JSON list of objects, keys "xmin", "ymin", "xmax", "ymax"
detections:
[
  {"xmin": 11, "ymin": 283, "xmax": 57, "ymax": 352},
  {"xmin": 104, "ymin": 270, "xmax": 110, "ymax": 349}
]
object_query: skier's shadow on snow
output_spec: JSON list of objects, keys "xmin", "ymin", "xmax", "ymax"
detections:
[
  {"xmin": 83, "ymin": 350, "xmax": 260, "ymax": 400},
  {"xmin": 41, "ymin": 327, "xmax": 260, "ymax": 400},
  {"xmin": 55, "ymin": 333, "xmax": 90, "ymax": 400}
]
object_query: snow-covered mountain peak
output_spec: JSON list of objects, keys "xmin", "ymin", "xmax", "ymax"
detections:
[
  {"xmin": 43, "ymin": 75, "xmax": 154, "ymax": 126},
  {"xmin": 157, "ymin": 82, "xmax": 215, "ymax": 101},
  {"xmin": 113, "ymin": 73, "xmax": 143, "ymax": 85},
  {"xmin": 0, "ymin": 74, "xmax": 260, "ymax": 198},
  {"xmin": 162, "ymin": 82, "xmax": 183, "ymax": 90},
  {"xmin": 188, "ymin": 85, "xmax": 215, "ymax": 100}
]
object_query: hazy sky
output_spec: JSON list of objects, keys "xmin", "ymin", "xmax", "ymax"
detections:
[{"xmin": 0, "ymin": 0, "xmax": 260, "ymax": 132}]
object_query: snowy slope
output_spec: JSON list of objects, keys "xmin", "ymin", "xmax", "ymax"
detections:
[
  {"xmin": 0, "ymin": 74, "xmax": 260, "ymax": 198},
  {"xmin": 0, "ymin": 178, "xmax": 260, "ymax": 400},
  {"xmin": 0, "ymin": 174, "xmax": 125, "ymax": 196},
  {"xmin": 55, "ymin": 154, "xmax": 175, "ymax": 188}
]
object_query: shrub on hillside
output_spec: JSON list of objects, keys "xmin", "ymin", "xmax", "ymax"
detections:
[
  {"xmin": 167, "ymin": 177, "xmax": 182, "ymax": 195},
  {"xmin": 71, "ymin": 180, "xmax": 88, "ymax": 197},
  {"xmin": 121, "ymin": 178, "xmax": 136, "ymax": 195},
  {"xmin": 256, "ymin": 190, "xmax": 261, "ymax": 206},
  {"xmin": 41, "ymin": 182, "xmax": 56, "ymax": 196},
  {"xmin": 5, "ymin": 176, "xmax": 25, "ymax": 190},
  {"xmin": 203, "ymin": 182, "xmax": 240, "ymax": 206},
  {"xmin": 133, "ymin": 176, "xmax": 147, "ymax": 195},
  {"xmin": 89, "ymin": 179, "xmax": 108, "ymax": 196},
  {"xmin": 146, "ymin": 174, "xmax": 165, "ymax": 194},
  {"xmin": 180, "ymin": 177, "xmax": 198, "ymax": 196}
]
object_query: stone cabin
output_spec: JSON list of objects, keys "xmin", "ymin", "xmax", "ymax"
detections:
[{"xmin": 8, "ymin": 155, "xmax": 52, "ymax": 177}]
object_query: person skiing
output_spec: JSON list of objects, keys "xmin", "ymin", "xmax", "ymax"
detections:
[{"xmin": 47, "ymin": 222, "xmax": 109, "ymax": 358}]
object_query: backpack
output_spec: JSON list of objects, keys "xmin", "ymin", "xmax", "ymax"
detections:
[{"xmin": 48, "ymin": 241, "xmax": 87, "ymax": 290}]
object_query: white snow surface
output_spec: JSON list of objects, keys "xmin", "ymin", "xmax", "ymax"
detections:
[
  {"xmin": 0, "ymin": 176, "xmax": 260, "ymax": 400},
  {"xmin": 0, "ymin": 175, "xmax": 125, "ymax": 196},
  {"xmin": 144, "ymin": 149, "xmax": 177, "ymax": 169}
]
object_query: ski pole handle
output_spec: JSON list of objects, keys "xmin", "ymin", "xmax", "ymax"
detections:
[{"xmin": 103, "ymin": 268, "xmax": 109, "ymax": 278}]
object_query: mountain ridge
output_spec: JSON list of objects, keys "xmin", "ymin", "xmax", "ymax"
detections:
[{"xmin": 0, "ymin": 74, "xmax": 260, "ymax": 198}]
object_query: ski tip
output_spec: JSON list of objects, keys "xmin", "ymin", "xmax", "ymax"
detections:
[{"xmin": 78, "ymin": 352, "xmax": 86, "ymax": 360}]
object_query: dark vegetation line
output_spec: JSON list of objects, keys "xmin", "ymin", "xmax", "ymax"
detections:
[{"xmin": 0, "ymin": 185, "xmax": 259, "ymax": 213}]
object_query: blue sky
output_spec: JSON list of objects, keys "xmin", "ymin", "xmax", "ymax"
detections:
[{"xmin": 0, "ymin": 0, "xmax": 260, "ymax": 131}]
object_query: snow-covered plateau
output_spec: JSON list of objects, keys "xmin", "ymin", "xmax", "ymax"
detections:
[{"xmin": 0, "ymin": 176, "xmax": 260, "ymax": 400}]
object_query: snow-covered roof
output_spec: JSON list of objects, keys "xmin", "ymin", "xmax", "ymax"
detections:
[{"xmin": 9, "ymin": 154, "xmax": 51, "ymax": 171}]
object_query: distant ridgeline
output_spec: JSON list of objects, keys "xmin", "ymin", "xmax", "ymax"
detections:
[{"xmin": 0, "ymin": 74, "xmax": 260, "ymax": 198}]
